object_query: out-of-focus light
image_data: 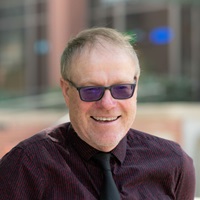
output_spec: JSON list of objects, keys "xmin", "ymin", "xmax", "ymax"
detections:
[
  {"xmin": 34, "ymin": 40, "xmax": 49, "ymax": 55},
  {"xmin": 149, "ymin": 26, "xmax": 174, "ymax": 45}
]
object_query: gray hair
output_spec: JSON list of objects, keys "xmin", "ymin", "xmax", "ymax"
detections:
[{"xmin": 60, "ymin": 27, "xmax": 140, "ymax": 80}]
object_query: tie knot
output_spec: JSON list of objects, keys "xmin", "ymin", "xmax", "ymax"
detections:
[{"xmin": 93, "ymin": 152, "xmax": 111, "ymax": 171}]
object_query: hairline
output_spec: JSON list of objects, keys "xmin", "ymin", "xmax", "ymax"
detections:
[{"xmin": 61, "ymin": 28, "xmax": 140, "ymax": 80}]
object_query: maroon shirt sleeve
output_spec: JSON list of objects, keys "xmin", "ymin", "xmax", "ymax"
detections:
[
  {"xmin": 175, "ymin": 149, "xmax": 196, "ymax": 199},
  {"xmin": 0, "ymin": 147, "xmax": 45, "ymax": 200}
]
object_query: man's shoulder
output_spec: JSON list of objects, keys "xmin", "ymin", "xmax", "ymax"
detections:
[
  {"xmin": 18, "ymin": 122, "xmax": 71, "ymax": 149},
  {"xmin": 127, "ymin": 128, "xmax": 183, "ymax": 157},
  {"xmin": 1, "ymin": 122, "xmax": 71, "ymax": 161}
]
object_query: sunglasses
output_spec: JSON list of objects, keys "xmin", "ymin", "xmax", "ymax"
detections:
[{"xmin": 65, "ymin": 79, "xmax": 136, "ymax": 102}]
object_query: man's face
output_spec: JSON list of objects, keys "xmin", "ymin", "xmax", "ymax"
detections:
[{"xmin": 61, "ymin": 44, "xmax": 138, "ymax": 152}]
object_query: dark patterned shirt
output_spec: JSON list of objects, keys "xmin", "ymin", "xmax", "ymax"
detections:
[{"xmin": 0, "ymin": 122, "xmax": 195, "ymax": 200}]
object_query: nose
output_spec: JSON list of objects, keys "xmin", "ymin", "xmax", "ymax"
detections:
[{"xmin": 96, "ymin": 89, "xmax": 116, "ymax": 109}]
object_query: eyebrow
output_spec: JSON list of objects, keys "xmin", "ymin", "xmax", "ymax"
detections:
[{"xmin": 77, "ymin": 77, "xmax": 137, "ymax": 86}]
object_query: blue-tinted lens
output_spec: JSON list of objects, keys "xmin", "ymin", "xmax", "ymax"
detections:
[
  {"xmin": 79, "ymin": 86, "xmax": 104, "ymax": 101},
  {"xmin": 111, "ymin": 84, "xmax": 135, "ymax": 99}
]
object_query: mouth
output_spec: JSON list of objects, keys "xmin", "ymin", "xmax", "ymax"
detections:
[{"xmin": 91, "ymin": 116, "xmax": 120, "ymax": 122}]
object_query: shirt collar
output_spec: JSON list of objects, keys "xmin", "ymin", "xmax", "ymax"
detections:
[
  {"xmin": 68, "ymin": 124, "xmax": 127, "ymax": 164},
  {"xmin": 111, "ymin": 135, "xmax": 127, "ymax": 164}
]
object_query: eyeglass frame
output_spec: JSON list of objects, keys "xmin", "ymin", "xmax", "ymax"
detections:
[{"xmin": 64, "ymin": 78, "xmax": 136, "ymax": 102}]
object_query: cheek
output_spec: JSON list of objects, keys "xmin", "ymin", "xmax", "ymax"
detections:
[
  {"xmin": 123, "ymin": 99, "xmax": 137, "ymax": 120},
  {"xmin": 67, "ymin": 90, "xmax": 79, "ymax": 106},
  {"xmin": 68, "ymin": 94, "xmax": 91, "ymax": 119}
]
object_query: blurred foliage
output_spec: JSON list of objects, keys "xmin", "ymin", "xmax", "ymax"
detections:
[
  {"xmin": 0, "ymin": 86, "xmax": 66, "ymax": 110},
  {"xmin": 138, "ymin": 73, "xmax": 193, "ymax": 102}
]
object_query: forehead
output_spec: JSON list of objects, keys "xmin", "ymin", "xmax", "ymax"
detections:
[
  {"xmin": 72, "ymin": 41, "xmax": 136, "ymax": 68},
  {"xmin": 69, "ymin": 44, "xmax": 137, "ymax": 84}
]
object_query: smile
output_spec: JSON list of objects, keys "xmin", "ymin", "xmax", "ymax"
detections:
[{"xmin": 91, "ymin": 116, "xmax": 120, "ymax": 122}]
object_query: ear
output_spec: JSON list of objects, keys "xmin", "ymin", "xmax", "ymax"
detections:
[
  {"xmin": 60, "ymin": 78, "xmax": 70, "ymax": 105},
  {"xmin": 133, "ymin": 75, "xmax": 139, "ymax": 99}
]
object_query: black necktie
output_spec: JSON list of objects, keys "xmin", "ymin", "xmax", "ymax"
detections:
[{"xmin": 93, "ymin": 152, "xmax": 120, "ymax": 200}]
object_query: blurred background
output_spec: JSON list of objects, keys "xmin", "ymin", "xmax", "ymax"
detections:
[{"xmin": 0, "ymin": 0, "xmax": 200, "ymax": 196}]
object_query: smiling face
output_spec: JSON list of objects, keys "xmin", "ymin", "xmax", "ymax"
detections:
[{"xmin": 60, "ymin": 43, "xmax": 139, "ymax": 152}]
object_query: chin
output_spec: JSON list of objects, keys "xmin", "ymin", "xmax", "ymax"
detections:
[{"xmin": 97, "ymin": 134, "xmax": 122, "ymax": 146}]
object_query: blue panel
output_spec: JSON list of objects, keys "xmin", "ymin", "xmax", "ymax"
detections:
[{"xmin": 149, "ymin": 26, "xmax": 174, "ymax": 45}]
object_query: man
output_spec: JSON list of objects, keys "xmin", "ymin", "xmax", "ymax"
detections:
[{"xmin": 0, "ymin": 27, "xmax": 195, "ymax": 199}]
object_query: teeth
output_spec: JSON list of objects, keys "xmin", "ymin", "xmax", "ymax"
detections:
[{"xmin": 93, "ymin": 117, "xmax": 118, "ymax": 121}]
